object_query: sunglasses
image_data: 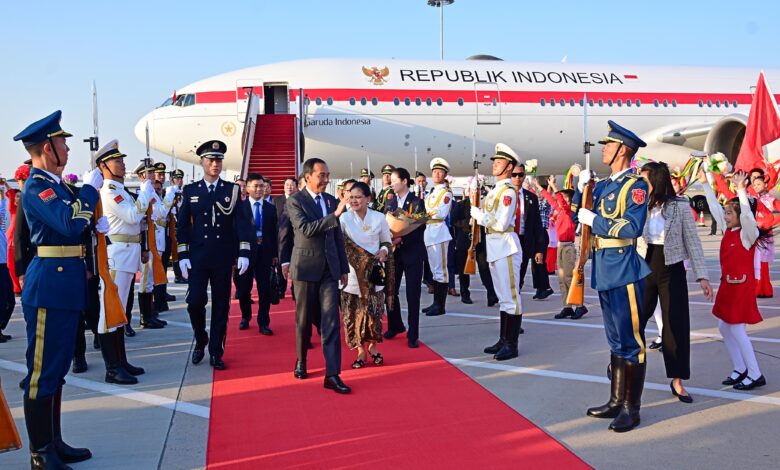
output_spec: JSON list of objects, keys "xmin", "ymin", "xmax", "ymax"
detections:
[{"xmin": 511, "ymin": 173, "xmax": 525, "ymax": 178}]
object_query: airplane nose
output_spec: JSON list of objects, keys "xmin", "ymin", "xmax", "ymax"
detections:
[{"xmin": 134, "ymin": 113, "xmax": 152, "ymax": 147}]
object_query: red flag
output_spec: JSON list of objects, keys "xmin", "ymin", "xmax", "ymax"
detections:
[{"xmin": 735, "ymin": 72, "xmax": 780, "ymax": 173}]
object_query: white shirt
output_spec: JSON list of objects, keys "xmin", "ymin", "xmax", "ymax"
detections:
[
  {"xmin": 41, "ymin": 169, "xmax": 61, "ymax": 184},
  {"xmin": 645, "ymin": 207, "xmax": 666, "ymax": 245},
  {"xmin": 610, "ymin": 168, "xmax": 632, "ymax": 181},
  {"xmin": 339, "ymin": 209, "xmax": 391, "ymax": 295},
  {"xmin": 395, "ymin": 190, "xmax": 409, "ymax": 210},
  {"xmin": 305, "ymin": 187, "xmax": 327, "ymax": 217}
]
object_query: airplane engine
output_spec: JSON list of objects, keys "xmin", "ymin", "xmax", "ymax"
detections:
[{"xmin": 703, "ymin": 113, "xmax": 748, "ymax": 166}]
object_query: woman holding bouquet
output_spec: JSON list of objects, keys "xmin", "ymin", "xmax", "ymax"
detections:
[{"xmin": 339, "ymin": 182, "xmax": 394, "ymax": 368}]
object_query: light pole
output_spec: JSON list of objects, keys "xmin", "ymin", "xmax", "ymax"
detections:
[{"xmin": 427, "ymin": 0, "xmax": 453, "ymax": 61}]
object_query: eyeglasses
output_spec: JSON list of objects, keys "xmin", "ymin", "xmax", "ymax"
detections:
[{"xmin": 511, "ymin": 173, "xmax": 525, "ymax": 178}]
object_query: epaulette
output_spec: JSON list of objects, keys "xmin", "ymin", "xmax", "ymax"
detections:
[
  {"xmin": 108, "ymin": 183, "xmax": 117, "ymax": 190},
  {"xmin": 32, "ymin": 174, "xmax": 55, "ymax": 183}
]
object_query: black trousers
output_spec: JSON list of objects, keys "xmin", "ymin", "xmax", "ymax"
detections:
[
  {"xmin": 423, "ymin": 259, "xmax": 433, "ymax": 285},
  {"xmin": 643, "ymin": 244, "xmax": 690, "ymax": 380},
  {"xmin": 237, "ymin": 255, "xmax": 272, "ymax": 328},
  {"xmin": 0, "ymin": 264, "xmax": 15, "ymax": 330},
  {"xmin": 186, "ymin": 263, "xmax": 232, "ymax": 359},
  {"xmin": 293, "ymin": 271, "xmax": 341, "ymax": 377},
  {"xmin": 387, "ymin": 255, "xmax": 423, "ymax": 342},
  {"xmin": 519, "ymin": 252, "xmax": 551, "ymax": 291}
]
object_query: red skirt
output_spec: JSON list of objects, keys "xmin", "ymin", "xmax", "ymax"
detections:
[
  {"xmin": 755, "ymin": 262, "xmax": 773, "ymax": 298},
  {"xmin": 546, "ymin": 247, "xmax": 557, "ymax": 274}
]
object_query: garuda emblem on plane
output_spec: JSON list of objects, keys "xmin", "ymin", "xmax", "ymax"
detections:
[{"xmin": 362, "ymin": 66, "xmax": 389, "ymax": 85}]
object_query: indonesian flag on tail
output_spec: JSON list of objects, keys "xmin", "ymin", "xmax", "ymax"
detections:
[{"xmin": 735, "ymin": 72, "xmax": 780, "ymax": 179}]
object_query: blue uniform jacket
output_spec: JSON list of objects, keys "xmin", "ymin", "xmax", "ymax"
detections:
[
  {"xmin": 176, "ymin": 179, "xmax": 253, "ymax": 269},
  {"xmin": 573, "ymin": 171, "xmax": 651, "ymax": 291},
  {"xmin": 21, "ymin": 168, "xmax": 98, "ymax": 310}
]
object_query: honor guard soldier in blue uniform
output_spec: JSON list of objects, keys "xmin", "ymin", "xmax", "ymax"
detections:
[
  {"xmin": 177, "ymin": 140, "xmax": 253, "ymax": 370},
  {"xmin": 372, "ymin": 164, "xmax": 395, "ymax": 212},
  {"xmin": 14, "ymin": 110, "xmax": 101, "ymax": 468},
  {"xmin": 359, "ymin": 168, "xmax": 376, "ymax": 202},
  {"xmin": 572, "ymin": 120, "xmax": 652, "ymax": 432}
]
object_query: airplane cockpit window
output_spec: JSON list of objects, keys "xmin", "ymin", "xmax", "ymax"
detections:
[
  {"xmin": 174, "ymin": 94, "xmax": 187, "ymax": 106},
  {"xmin": 173, "ymin": 94, "xmax": 195, "ymax": 107},
  {"xmin": 184, "ymin": 94, "xmax": 195, "ymax": 106},
  {"xmin": 160, "ymin": 97, "xmax": 173, "ymax": 107}
]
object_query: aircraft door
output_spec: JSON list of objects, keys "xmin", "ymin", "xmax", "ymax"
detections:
[
  {"xmin": 236, "ymin": 79, "xmax": 264, "ymax": 122},
  {"xmin": 475, "ymin": 83, "xmax": 501, "ymax": 125}
]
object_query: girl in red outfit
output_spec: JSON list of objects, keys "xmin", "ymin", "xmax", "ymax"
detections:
[{"xmin": 713, "ymin": 172, "xmax": 770, "ymax": 390}]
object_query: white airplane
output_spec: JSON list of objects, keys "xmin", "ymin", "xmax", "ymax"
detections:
[{"xmin": 134, "ymin": 57, "xmax": 780, "ymax": 178}]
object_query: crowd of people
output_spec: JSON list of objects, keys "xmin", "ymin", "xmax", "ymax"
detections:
[{"xmin": 3, "ymin": 110, "xmax": 779, "ymax": 467}]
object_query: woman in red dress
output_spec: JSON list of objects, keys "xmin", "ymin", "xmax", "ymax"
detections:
[
  {"xmin": 713, "ymin": 172, "xmax": 769, "ymax": 390},
  {"xmin": 7, "ymin": 164, "xmax": 29, "ymax": 295}
]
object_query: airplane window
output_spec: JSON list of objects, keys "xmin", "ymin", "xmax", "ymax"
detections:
[
  {"xmin": 626, "ymin": 100, "xmax": 632, "ymax": 107},
  {"xmin": 653, "ymin": 99, "xmax": 659, "ymax": 107},
  {"xmin": 540, "ymin": 99, "xmax": 545, "ymax": 106},
  {"xmin": 607, "ymin": 99, "xmax": 613, "ymax": 106},
  {"xmin": 371, "ymin": 97, "xmax": 378, "ymax": 105},
  {"xmin": 550, "ymin": 99, "xmax": 555, "ymax": 107},
  {"xmin": 457, "ymin": 98, "xmax": 464, "ymax": 106},
  {"xmin": 160, "ymin": 97, "xmax": 173, "ymax": 107},
  {"xmin": 723, "ymin": 101, "xmax": 729, "ymax": 108},
  {"xmin": 415, "ymin": 98, "xmax": 422, "ymax": 106},
  {"xmin": 733, "ymin": 100, "xmax": 738, "ymax": 107},
  {"xmin": 636, "ymin": 99, "xmax": 642, "ymax": 106},
  {"xmin": 672, "ymin": 99, "xmax": 677, "ymax": 107},
  {"xmin": 327, "ymin": 97, "xmax": 333, "ymax": 105},
  {"xmin": 174, "ymin": 94, "xmax": 187, "ymax": 106},
  {"xmin": 304, "ymin": 97, "xmax": 310, "ymax": 106},
  {"xmin": 360, "ymin": 97, "xmax": 367, "ymax": 105},
  {"xmin": 404, "ymin": 98, "xmax": 411, "ymax": 106},
  {"xmin": 436, "ymin": 98, "xmax": 443, "ymax": 106},
  {"xmin": 493, "ymin": 98, "xmax": 498, "ymax": 105},
  {"xmin": 662, "ymin": 100, "xmax": 668, "ymax": 107},
  {"xmin": 393, "ymin": 98, "xmax": 400, "ymax": 105},
  {"xmin": 715, "ymin": 100, "xmax": 721, "ymax": 107},
  {"xmin": 569, "ymin": 99, "xmax": 576, "ymax": 106},
  {"xmin": 598, "ymin": 99, "xmax": 604, "ymax": 107},
  {"xmin": 578, "ymin": 99, "xmax": 584, "ymax": 106},
  {"xmin": 315, "ymin": 97, "xmax": 322, "ymax": 105},
  {"xmin": 559, "ymin": 99, "xmax": 565, "ymax": 106},
  {"xmin": 349, "ymin": 97, "xmax": 356, "ymax": 105},
  {"xmin": 588, "ymin": 99, "xmax": 594, "ymax": 107},
  {"xmin": 698, "ymin": 100, "xmax": 703, "ymax": 107},
  {"xmin": 617, "ymin": 99, "xmax": 622, "ymax": 107},
  {"xmin": 426, "ymin": 98, "xmax": 432, "ymax": 106},
  {"xmin": 185, "ymin": 94, "xmax": 195, "ymax": 106},
  {"xmin": 707, "ymin": 100, "xmax": 712, "ymax": 107}
]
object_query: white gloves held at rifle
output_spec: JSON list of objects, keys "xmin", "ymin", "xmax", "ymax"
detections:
[
  {"xmin": 470, "ymin": 206, "xmax": 495, "ymax": 228},
  {"xmin": 576, "ymin": 169, "xmax": 593, "ymax": 192},
  {"xmin": 82, "ymin": 169, "xmax": 103, "ymax": 191}
]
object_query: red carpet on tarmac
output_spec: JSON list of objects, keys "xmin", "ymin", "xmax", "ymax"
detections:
[{"xmin": 206, "ymin": 292, "xmax": 588, "ymax": 469}]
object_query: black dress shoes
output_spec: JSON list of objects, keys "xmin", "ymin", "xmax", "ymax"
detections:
[
  {"xmin": 71, "ymin": 356, "xmax": 88, "ymax": 374},
  {"xmin": 239, "ymin": 319, "xmax": 249, "ymax": 330},
  {"xmin": 294, "ymin": 360, "xmax": 307, "ymax": 379},
  {"xmin": 192, "ymin": 348, "xmax": 205, "ymax": 365},
  {"xmin": 165, "ymin": 293, "xmax": 176, "ymax": 301},
  {"xmin": 383, "ymin": 329, "xmax": 405, "ymax": 339},
  {"xmin": 324, "ymin": 375, "xmax": 351, "ymax": 394},
  {"xmin": 259, "ymin": 326, "xmax": 273, "ymax": 336},
  {"xmin": 461, "ymin": 295, "xmax": 473, "ymax": 304},
  {"xmin": 210, "ymin": 356, "xmax": 226, "ymax": 370},
  {"xmin": 571, "ymin": 306, "xmax": 588, "ymax": 320},
  {"xmin": 487, "ymin": 297, "xmax": 499, "ymax": 307},
  {"xmin": 670, "ymin": 381, "xmax": 693, "ymax": 403},
  {"xmin": 648, "ymin": 340, "xmax": 663, "ymax": 350},
  {"xmin": 733, "ymin": 375, "xmax": 766, "ymax": 390},
  {"xmin": 407, "ymin": 339, "xmax": 419, "ymax": 348},
  {"xmin": 722, "ymin": 369, "xmax": 748, "ymax": 386},
  {"xmin": 124, "ymin": 324, "xmax": 136, "ymax": 337},
  {"xmin": 533, "ymin": 288, "xmax": 554, "ymax": 300},
  {"xmin": 555, "ymin": 307, "xmax": 575, "ymax": 319}
]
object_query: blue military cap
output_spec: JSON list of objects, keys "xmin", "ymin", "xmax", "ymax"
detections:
[
  {"xmin": 598, "ymin": 120, "xmax": 647, "ymax": 151},
  {"xmin": 13, "ymin": 110, "xmax": 73, "ymax": 148},
  {"xmin": 196, "ymin": 140, "xmax": 227, "ymax": 159}
]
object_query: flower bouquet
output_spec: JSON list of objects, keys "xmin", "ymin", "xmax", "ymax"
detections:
[
  {"xmin": 707, "ymin": 152, "xmax": 731, "ymax": 174},
  {"xmin": 386, "ymin": 208, "xmax": 429, "ymax": 237}
]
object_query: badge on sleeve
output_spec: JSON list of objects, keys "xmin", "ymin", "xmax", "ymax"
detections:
[
  {"xmin": 503, "ymin": 195, "xmax": 512, "ymax": 206},
  {"xmin": 38, "ymin": 188, "xmax": 57, "ymax": 203},
  {"xmin": 114, "ymin": 195, "xmax": 124, "ymax": 203},
  {"xmin": 444, "ymin": 196, "xmax": 450, "ymax": 204},
  {"xmin": 632, "ymin": 189, "xmax": 646, "ymax": 204},
  {"xmin": 387, "ymin": 193, "xmax": 394, "ymax": 200}
]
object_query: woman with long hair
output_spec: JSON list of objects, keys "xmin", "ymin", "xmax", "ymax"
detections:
[
  {"xmin": 339, "ymin": 182, "xmax": 394, "ymax": 368},
  {"xmin": 640, "ymin": 162, "xmax": 713, "ymax": 403}
]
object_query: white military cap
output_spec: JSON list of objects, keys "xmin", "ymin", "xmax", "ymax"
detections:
[
  {"xmin": 430, "ymin": 157, "xmax": 450, "ymax": 172},
  {"xmin": 95, "ymin": 139, "xmax": 126, "ymax": 165},
  {"xmin": 492, "ymin": 143, "xmax": 519, "ymax": 164}
]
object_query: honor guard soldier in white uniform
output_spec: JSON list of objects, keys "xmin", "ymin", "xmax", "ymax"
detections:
[
  {"xmin": 422, "ymin": 157, "xmax": 453, "ymax": 317},
  {"xmin": 152, "ymin": 162, "xmax": 178, "ymax": 312},
  {"xmin": 96, "ymin": 140, "xmax": 150, "ymax": 384},
  {"xmin": 470, "ymin": 144, "xmax": 524, "ymax": 360}
]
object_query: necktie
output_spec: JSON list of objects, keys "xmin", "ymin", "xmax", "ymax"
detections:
[
  {"xmin": 516, "ymin": 191, "xmax": 523, "ymax": 235},
  {"xmin": 254, "ymin": 201, "xmax": 262, "ymax": 238},
  {"xmin": 314, "ymin": 194, "xmax": 324, "ymax": 217},
  {"xmin": 208, "ymin": 184, "xmax": 215, "ymax": 194}
]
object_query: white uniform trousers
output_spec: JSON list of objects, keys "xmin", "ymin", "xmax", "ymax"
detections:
[
  {"xmin": 426, "ymin": 241, "xmax": 449, "ymax": 283},
  {"xmin": 98, "ymin": 270, "xmax": 134, "ymax": 334},
  {"xmin": 489, "ymin": 252, "xmax": 522, "ymax": 316},
  {"xmin": 140, "ymin": 257, "xmax": 155, "ymax": 294}
]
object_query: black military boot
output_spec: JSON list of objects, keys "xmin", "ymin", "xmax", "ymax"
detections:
[
  {"xmin": 484, "ymin": 311, "xmax": 507, "ymax": 354},
  {"xmin": 587, "ymin": 354, "xmax": 625, "ymax": 419},
  {"xmin": 139, "ymin": 293, "xmax": 164, "ymax": 329},
  {"xmin": 164, "ymin": 284, "xmax": 176, "ymax": 302},
  {"xmin": 460, "ymin": 275, "xmax": 472, "ymax": 304},
  {"xmin": 609, "ymin": 360, "xmax": 646, "ymax": 432},
  {"xmin": 115, "ymin": 330, "xmax": 145, "ymax": 376},
  {"xmin": 100, "ymin": 333, "xmax": 138, "ymax": 385},
  {"xmin": 153, "ymin": 284, "xmax": 169, "ymax": 312},
  {"xmin": 494, "ymin": 314, "xmax": 520, "ymax": 361},
  {"xmin": 426, "ymin": 282, "xmax": 447, "ymax": 316},
  {"xmin": 52, "ymin": 388, "xmax": 92, "ymax": 464},
  {"xmin": 124, "ymin": 296, "xmax": 136, "ymax": 337},
  {"xmin": 24, "ymin": 395, "xmax": 71, "ymax": 470}
]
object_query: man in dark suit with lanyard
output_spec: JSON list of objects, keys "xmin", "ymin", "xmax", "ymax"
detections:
[
  {"xmin": 237, "ymin": 172, "xmax": 278, "ymax": 335},
  {"xmin": 281, "ymin": 158, "xmax": 351, "ymax": 394},
  {"xmin": 177, "ymin": 140, "xmax": 253, "ymax": 370},
  {"xmin": 383, "ymin": 168, "xmax": 426, "ymax": 348}
]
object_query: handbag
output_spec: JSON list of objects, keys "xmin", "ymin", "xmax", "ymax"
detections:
[
  {"xmin": 269, "ymin": 266, "xmax": 282, "ymax": 305},
  {"xmin": 368, "ymin": 261, "xmax": 386, "ymax": 287}
]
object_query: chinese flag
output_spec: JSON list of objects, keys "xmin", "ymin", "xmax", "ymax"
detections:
[{"xmin": 735, "ymin": 72, "xmax": 780, "ymax": 174}]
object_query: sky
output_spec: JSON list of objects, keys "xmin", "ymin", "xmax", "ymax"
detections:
[{"xmin": 1, "ymin": 0, "xmax": 779, "ymax": 178}]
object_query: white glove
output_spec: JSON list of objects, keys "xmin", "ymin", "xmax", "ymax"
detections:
[
  {"xmin": 577, "ymin": 169, "xmax": 593, "ymax": 192},
  {"xmin": 95, "ymin": 216, "xmax": 110, "ymax": 234},
  {"xmin": 237, "ymin": 257, "xmax": 249, "ymax": 276},
  {"xmin": 470, "ymin": 206, "xmax": 484, "ymax": 224},
  {"xmin": 165, "ymin": 185, "xmax": 181, "ymax": 198},
  {"xmin": 82, "ymin": 169, "xmax": 103, "ymax": 190},
  {"xmin": 141, "ymin": 180, "xmax": 155, "ymax": 199},
  {"xmin": 179, "ymin": 259, "xmax": 191, "ymax": 279},
  {"xmin": 578, "ymin": 208, "xmax": 596, "ymax": 227}
]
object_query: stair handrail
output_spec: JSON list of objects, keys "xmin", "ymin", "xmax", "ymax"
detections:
[{"xmin": 239, "ymin": 87, "xmax": 260, "ymax": 179}]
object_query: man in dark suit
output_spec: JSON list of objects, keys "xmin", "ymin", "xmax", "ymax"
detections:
[
  {"xmin": 237, "ymin": 173, "xmax": 278, "ymax": 335},
  {"xmin": 281, "ymin": 158, "xmax": 351, "ymax": 394},
  {"xmin": 274, "ymin": 177, "xmax": 297, "ymax": 300},
  {"xmin": 177, "ymin": 140, "xmax": 253, "ymax": 370},
  {"xmin": 511, "ymin": 164, "xmax": 553, "ymax": 303},
  {"xmin": 383, "ymin": 168, "xmax": 426, "ymax": 348}
]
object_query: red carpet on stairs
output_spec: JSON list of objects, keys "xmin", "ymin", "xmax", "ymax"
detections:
[{"xmin": 206, "ymin": 292, "xmax": 588, "ymax": 469}]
